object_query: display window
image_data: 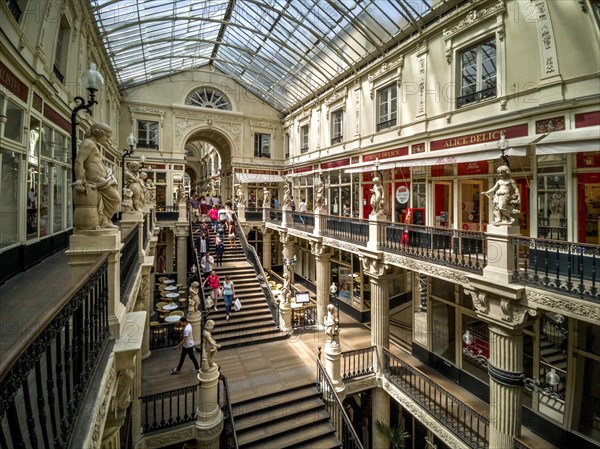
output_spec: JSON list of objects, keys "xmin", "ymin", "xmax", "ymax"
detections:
[{"xmin": 576, "ymin": 152, "xmax": 600, "ymax": 244}]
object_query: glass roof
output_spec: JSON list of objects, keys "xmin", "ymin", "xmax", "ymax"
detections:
[{"xmin": 90, "ymin": 0, "xmax": 433, "ymax": 111}]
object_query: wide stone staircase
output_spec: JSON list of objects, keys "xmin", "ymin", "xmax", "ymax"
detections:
[
  {"xmin": 232, "ymin": 382, "xmax": 341, "ymax": 449},
  {"xmin": 195, "ymin": 222, "xmax": 288, "ymax": 348}
]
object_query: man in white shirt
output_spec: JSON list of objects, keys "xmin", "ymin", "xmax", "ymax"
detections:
[
  {"xmin": 298, "ymin": 198, "xmax": 307, "ymax": 223},
  {"xmin": 201, "ymin": 253, "xmax": 215, "ymax": 274},
  {"xmin": 171, "ymin": 316, "xmax": 200, "ymax": 374}
]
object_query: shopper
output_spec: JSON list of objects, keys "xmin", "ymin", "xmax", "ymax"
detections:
[
  {"xmin": 208, "ymin": 205, "xmax": 219, "ymax": 232},
  {"xmin": 170, "ymin": 316, "xmax": 200, "ymax": 374},
  {"xmin": 222, "ymin": 275, "xmax": 236, "ymax": 321},
  {"xmin": 200, "ymin": 252, "xmax": 215, "ymax": 274},
  {"xmin": 215, "ymin": 237, "xmax": 225, "ymax": 267},
  {"xmin": 201, "ymin": 270, "xmax": 220, "ymax": 311}
]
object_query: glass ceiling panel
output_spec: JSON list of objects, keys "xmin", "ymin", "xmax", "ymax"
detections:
[{"xmin": 90, "ymin": 0, "xmax": 434, "ymax": 111}]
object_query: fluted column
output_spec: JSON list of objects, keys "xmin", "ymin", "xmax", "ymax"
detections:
[
  {"xmin": 175, "ymin": 224, "xmax": 189, "ymax": 287},
  {"xmin": 311, "ymin": 241, "xmax": 331, "ymax": 329},
  {"xmin": 261, "ymin": 228, "xmax": 272, "ymax": 270},
  {"xmin": 362, "ymin": 257, "xmax": 391, "ymax": 370},
  {"xmin": 488, "ymin": 324, "xmax": 524, "ymax": 449},
  {"xmin": 372, "ymin": 387, "xmax": 390, "ymax": 449}
]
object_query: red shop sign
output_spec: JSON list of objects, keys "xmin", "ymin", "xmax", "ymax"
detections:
[{"xmin": 457, "ymin": 161, "xmax": 489, "ymax": 176}]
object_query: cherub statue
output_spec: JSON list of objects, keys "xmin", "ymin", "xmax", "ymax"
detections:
[
  {"xmin": 263, "ymin": 187, "xmax": 271, "ymax": 208},
  {"xmin": 282, "ymin": 183, "xmax": 291, "ymax": 208},
  {"xmin": 315, "ymin": 179, "xmax": 326, "ymax": 210},
  {"xmin": 121, "ymin": 188, "xmax": 134, "ymax": 212},
  {"xmin": 201, "ymin": 320, "xmax": 221, "ymax": 371},
  {"xmin": 369, "ymin": 176, "xmax": 384, "ymax": 215},
  {"xmin": 143, "ymin": 172, "xmax": 156, "ymax": 202},
  {"xmin": 124, "ymin": 161, "xmax": 147, "ymax": 210},
  {"xmin": 188, "ymin": 281, "xmax": 200, "ymax": 314},
  {"xmin": 483, "ymin": 165, "xmax": 521, "ymax": 225},
  {"xmin": 235, "ymin": 185, "xmax": 245, "ymax": 205},
  {"xmin": 324, "ymin": 304, "xmax": 340, "ymax": 346}
]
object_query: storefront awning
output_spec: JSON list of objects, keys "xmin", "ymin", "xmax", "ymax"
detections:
[
  {"xmin": 235, "ymin": 173, "xmax": 285, "ymax": 184},
  {"xmin": 535, "ymin": 126, "xmax": 600, "ymax": 154},
  {"xmin": 344, "ymin": 135, "xmax": 537, "ymax": 173}
]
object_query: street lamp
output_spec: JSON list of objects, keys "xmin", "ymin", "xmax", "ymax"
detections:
[
  {"xmin": 71, "ymin": 63, "xmax": 104, "ymax": 182},
  {"xmin": 121, "ymin": 133, "xmax": 138, "ymax": 189},
  {"xmin": 497, "ymin": 131, "xmax": 510, "ymax": 168}
]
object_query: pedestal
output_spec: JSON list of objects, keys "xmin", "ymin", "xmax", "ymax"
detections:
[
  {"xmin": 313, "ymin": 208, "xmax": 323, "ymax": 236},
  {"xmin": 368, "ymin": 213, "xmax": 385, "ymax": 252},
  {"xmin": 237, "ymin": 204, "xmax": 246, "ymax": 222},
  {"xmin": 178, "ymin": 201, "xmax": 188, "ymax": 222},
  {"xmin": 279, "ymin": 302, "xmax": 293, "ymax": 332},
  {"xmin": 281, "ymin": 205, "xmax": 290, "ymax": 228},
  {"xmin": 483, "ymin": 224, "xmax": 520, "ymax": 284},
  {"xmin": 325, "ymin": 340, "xmax": 346, "ymax": 396},
  {"xmin": 189, "ymin": 311, "xmax": 201, "ymax": 349},
  {"xmin": 195, "ymin": 367, "xmax": 223, "ymax": 449}
]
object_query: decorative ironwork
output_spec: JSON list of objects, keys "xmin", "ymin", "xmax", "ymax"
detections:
[
  {"xmin": 289, "ymin": 212, "xmax": 315, "ymax": 233},
  {"xmin": 269, "ymin": 209, "xmax": 283, "ymax": 225},
  {"xmin": 120, "ymin": 225, "xmax": 140, "ymax": 305},
  {"xmin": 322, "ymin": 215, "xmax": 369, "ymax": 246},
  {"xmin": 341, "ymin": 346, "xmax": 376, "ymax": 379},
  {"xmin": 140, "ymin": 385, "xmax": 197, "ymax": 433},
  {"xmin": 245, "ymin": 207, "xmax": 263, "ymax": 221},
  {"xmin": 218, "ymin": 374, "xmax": 239, "ymax": 448},
  {"xmin": 457, "ymin": 86, "xmax": 497, "ymax": 108}
]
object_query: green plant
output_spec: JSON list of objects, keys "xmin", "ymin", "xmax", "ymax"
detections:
[{"xmin": 375, "ymin": 420, "xmax": 410, "ymax": 449}]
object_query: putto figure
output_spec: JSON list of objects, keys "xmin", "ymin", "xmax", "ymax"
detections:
[
  {"xmin": 124, "ymin": 161, "xmax": 147, "ymax": 210},
  {"xmin": 483, "ymin": 165, "xmax": 521, "ymax": 225},
  {"xmin": 263, "ymin": 187, "xmax": 271, "ymax": 208},
  {"xmin": 369, "ymin": 176, "xmax": 384, "ymax": 215},
  {"xmin": 201, "ymin": 320, "xmax": 221, "ymax": 371},
  {"xmin": 315, "ymin": 179, "xmax": 326, "ymax": 210}
]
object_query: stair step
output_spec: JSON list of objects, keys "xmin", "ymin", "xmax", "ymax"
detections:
[
  {"xmin": 234, "ymin": 396, "xmax": 325, "ymax": 430},
  {"xmin": 542, "ymin": 353, "xmax": 567, "ymax": 364},
  {"xmin": 237, "ymin": 408, "xmax": 331, "ymax": 447},
  {"xmin": 219, "ymin": 331, "xmax": 288, "ymax": 348},
  {"xmin": 233, "ymin": 383, "xmax": 320, "ymax": 414},
  {"xmin": 288, "ymin": 434, "xmax": 341, "ymax": 449}
]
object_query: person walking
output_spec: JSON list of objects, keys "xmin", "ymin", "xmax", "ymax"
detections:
[
  {"xmin": 222, "ymin": 275, "xmax": 236, "ymax": 321},
  {"xmin": 208, "ymin": 204, "xmax": 219, "ymax": 232},
  {"xmin": 196, "ymin": 232, "xmax": 207, "ymax": 262},
  {"xmin": 170, "ymin": 316, "xmax": 200, "ymax": 374},
  {"xmin": 200, "ymin": 252, "xmax": 215, "ymax": 274},
  {"xmin": 215, "ymin": 237, "xmax": 225, "ymax": 267},
  {"xmin": 201, "ymin": 270, "xmax": 220, "ymax": 311}
]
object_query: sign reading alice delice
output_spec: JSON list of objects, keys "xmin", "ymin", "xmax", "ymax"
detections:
[{"xmin": 396, "ymin": 185, "xmax": 410, "ymax": 204}]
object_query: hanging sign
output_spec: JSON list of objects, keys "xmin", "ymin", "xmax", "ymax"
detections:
[{"xmin": 396, "ymin": 185, "xmax": 410, "ymax": 204}]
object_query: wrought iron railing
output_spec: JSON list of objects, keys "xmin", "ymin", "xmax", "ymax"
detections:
[
  {"xmin": 341, "ymin": 346, "xmax": 376, "ymax": 380},
  {"xmin": 140, "ymin": 385, "xmax": 197, "ymax": 433},
  {"xmin": 6, "ymin": 0, "xmax": 22, "ymax": 21},
  {"xmin": 219, "ymin": 373, "xmax": 239, "ymax": 449},
  {"xmin": 156, "ymin": 205, "xmax": 179, "ymax": 221},
  {"xmin": 383, "ymin": 348, "xmax": 489, "ymax": 449},
  {"xmin": 269, "ymin": 209, "xmax": 282, "ymax": 225},
  {"xmin": 538, "ymin": 217, "xmax": 568, "ymax": 241},
  {"xmin": 379, "ymin": 222, "xmax": 487, "ymax": 273},
  {"xmin": 291, "ymin": 304, "xmax": 317, "ymax": 329},
  {"xmin": 316, "ymin": 358, "xmax": 363, "ymax": 449},
  {"xmin": 120, "ymin": 225, "xmax": 140, "ymax": 305},
  {"xmin": 513, "ymin": 237, "xmax": 599, "ymax": 300},
  {"xmin": 235, "ymin": 216, "xmax": 280, "ymax": 326},
  {"xmin": 289, "ymin": 211, "xmax": 315, "ymax": 233},
  {"xmin": 143, "ymin": 212, "xmax": 149, "ymax": 249},
  {"xmin": 245, "ymin": 207, "xmax": 263, "ymax": 222},
  {"xmin": 322, "ymin": 214, "xmax": 369, "ymax": 246},
  {"xmin": 376, "ymin": 118, "xmax": 396, "ymax": 131},
  {"xmin": 457, "ymin": 86, "xmax": 497, "ymax": 108},
  {"xmin": 0, "ymin": 256, "xmax": 110, "ymax": 448}
]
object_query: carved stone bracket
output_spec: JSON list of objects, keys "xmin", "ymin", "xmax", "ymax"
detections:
[
  {"xmin": 310, "ymin": 241, "xmax": 330, "ymax": 258},
  {"xmin": 360, "ymin": 256, "xmax": 389, "ymax": 277},
  {"xmin": 383, "ymin": 253, "xmax": 471, "ymax": 285},
  {"xmin": 464, "ymin": 287, "xmax": 489, "ymax": 314}
]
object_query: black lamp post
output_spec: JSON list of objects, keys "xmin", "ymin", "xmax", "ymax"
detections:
[
  {"xmin": 70, "ymin": 63, "xmax": 104, "ymax": 182},
  {"xmin": 121, "ymin": 133, "xmax": 138, "ymax": 189}
]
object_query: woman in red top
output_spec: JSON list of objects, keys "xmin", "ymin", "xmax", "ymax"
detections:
[
  {"xmin": 208, "ymin": 205, "xmax": 219, "ymax": 233},
  {"xmin": 201, "ymin": 270, "xmax": 220, "ymax": 311}
]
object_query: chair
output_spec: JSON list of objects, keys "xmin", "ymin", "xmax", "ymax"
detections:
[
  {"xmin": 169, "ymin": 310, "xmax": 184, "ymax": 318},
  {"xmin": 156, "ymin": 301, "xmax": 168, "ymax": 310},
  {"xmin": 158, "ymin": 276, "xmax": 169, "ymax": 282}
]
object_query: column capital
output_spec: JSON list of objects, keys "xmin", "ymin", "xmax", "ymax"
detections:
[
  {"xmin": 360, "ymin": 255, "xmax": 391, "ymax": 278},
  {"xmin": 279, "ymin": 230, "xmax": 295, "ymax": 245},
  {"xmin": 174, "ymin": 224, "xmax": 189, "ymax": 238},
  {"xmin": 310, "ymin": 240, "xmax": 330, "ymax": 258}
]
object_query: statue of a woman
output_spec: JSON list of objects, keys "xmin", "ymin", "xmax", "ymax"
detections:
[
  {"xmin": 315, "ymin": 179, "xmax": 326, "ymax": 210},
  {"xmin": 263, "ymin": 187, "xmax": 271, "ymax": 208},
  {"xmin": 282, "ymin": 183, "xmax": 291, "ymax": 208}
]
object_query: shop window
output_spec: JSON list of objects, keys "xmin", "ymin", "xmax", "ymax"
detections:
[
  {"xmin": 53, "ymin": 165, "xmax": 65, "ymax": 232},
  {"xmin": 331, "ymin": 109, "xmax": 343, "ymax": 145},
  {"xmin": 457, "ymin": 38, "xmax": 496, "ymax": 108},
  {"xmin": 284, "ymin": 133, "xmax": 290, "ymax": 159},
  {"xmin": 412, "ymin": 182, "xmax": 426, "ymax": 210},
  {"xmin": 431, "ymin": 299, "xmax": 456, "ymax": 364},
  {"xmin": 537, "ymin": 162, "xmax": 567, "ymax": 241},
  {"xmin": 461, "ymin": 315, "xmax": 489, "ymax": 383},
  {"xmin": 53, "ymin": 15, "xmax": 70, "ymax": 83},
  {"xmin": 300, "ymin": 125, "xmax": 309, "ymax": 153},
  {"xmin": 253, "ymin": 133, "xmax": 271, "ymax": 158},
  {"xmin": 0, "ymin": 150, "xmax": 20, "ymax": 250},
  {"xmin": 137, "ymin": 120, "xmax": 159, "ymax": 149},
  {"xmin": 4, "ymin": 98, "xmax": 24, "ymax": 143},
  {"xmin": 40, "ymin": 124, "xmax": 52, "ymax": 158},
  {"xmin": 376, "ymin": 84, "xmax": 397, "ymax": 131}
]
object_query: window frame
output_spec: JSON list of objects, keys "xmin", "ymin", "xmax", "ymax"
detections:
[
  {"xmin": 331, "ymin": 109, "xmax": 343, "ymax": 145},
  {"xmin": 457, "ymin": 37, "xmax": 497, "ymax": 108},
  {"xmin": 136, "ymin": 120, "xmax": 159, "ymax": 150},
  {"xmin": 253, "ymin": 133, "xmax": 271, "ymax": 158},
  {"xmin": 53, "ymin": 15, "xmax": 71, "ymax": 84},
  {"xmin": 376, "ymin": 84, "xmax": 397, "ymax": 131},
  {"xmin": 300, "ymin": 124, "xmax": 309, "ymax": 154}
]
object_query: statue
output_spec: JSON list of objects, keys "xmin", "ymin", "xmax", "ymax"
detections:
[
  {"xmin": 280, "ymin": 270, "xmax": 292, "ymax": 305},
  {"xmin": 263, "ymin": 187, "xmax": 271, "ymax": 208},
  {"xmin": 549, "ymin": 192, "xmax": 564, "ymax": 217},
  {"xmin": 324, "ymin": 304, "xmax": 339, "ymax": 346},
  {"xmin": 282, "ymin": 183, "xmax": 291, "ymax": 208},
  {"xmin": 124, "ymin": 161, "xmax": 147, "ymax": 210},
  {"xmin": 142, "ymin": 172, "xmax": 156, "ymax": 202},
  {"xmin": 72, "ymin": 123, "xmax": 120, "ymax": 230},
  {"xmin": 188, "ymin": 281, "xmax": 200, "ymax": 314},
  {"xmin": 121, "ymin": 188, "xmax": 134, "ymax": 212},
  {"xmin": 315, "ymin": 179, "xmax": 326, "ymax": 210},
  {"xmin": 483, "ymin": 165, "xmax": 521, "ymax": 225},
  {"xmin": 235, "ymin": 185, "xmax": 245, "ymax": 206},
  {"xmin": 369, "ymin": 176, "xmax": 384, "ymax": 215},
  {"xmin": 201, "ymin": 319, "xmax": 221, "ymax": 371}
]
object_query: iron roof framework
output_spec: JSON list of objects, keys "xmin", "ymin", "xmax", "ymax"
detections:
[{"xmin": 90, "ymin": 0, "xmax": 434, "ymax": 112}]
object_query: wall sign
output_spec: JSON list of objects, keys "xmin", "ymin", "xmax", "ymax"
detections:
[{"xmin": 396, "ymin": 185, "xmax": 410, "ymax": 204}]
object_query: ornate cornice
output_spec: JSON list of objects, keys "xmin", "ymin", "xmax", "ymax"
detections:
[
  {"xmin": 322, "ymin": 237, "xmax": 364, "ymax": 256},
  {"xmin": 526, "ymin": 290, "xmax": 600, "ymax": 323},
  {"xmin": 324, "ymin": 87, "xmax": 348, "ymax": 106},
  {"xmin": 465, "ymin": 288, "xmax": 489, "ymax": 314},
  {"xmin": 250, "ymin": 119, "xmax": 277, "ymax": 129},
  {"xmin": 368, "ymin": 55, "xmax": 404, "ymax": 82},
  {"xmin": 381, "ymin": 378, "xmax": 470, "ymax": 449},
  {"xmin": 142, "ymin": 426, "xmax": 195, "ymax": 448},
  {"xmin": 383, "ymin": 253, "xmax": 471, "ymax": 285},
  {"xmin": 345, "ymin": 375, "xmax": 378, "ymax": 396},
  {"xmin": 287, "ymin": 227, "xmax": 313, "ymax": 240},
  {"xmin": 310, "ymin": 241, "xmax": 330, "ymax": 257},
  {"xmin": 173, "ymin": 108, "xmax": 244, "ymax": 123},
  {"xmin": 89, "ymin": 359, "xmax": 117, "ymax": 448},
  {"xmin": 443, "ymin": 3, "xmax": 506, "ymax": 40},
  {"xmin": 360, "ymin": 256, "xmax": 389, "ymax": 277}
]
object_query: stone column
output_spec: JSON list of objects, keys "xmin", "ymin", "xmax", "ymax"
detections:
[
  {"xmin": 488, "ymin": 323, "xmax": 525, "ymax": 449},
  {"xmin": 189, "ymin": 311, "xmax": 201, "ymax": 350},
  {"xmin": 67, "ymin": 229, "xmax": 124, "ymax": 338},
  {"xmin": 367, "ymin": 212, "xmax": 385, "ymax": 252},
  {"xmin": 311, "ymin": 241, "xmax": 331, "ymax": 330},
  {"xmin": 261, "ymin": 228, "xmax": 272, "ymax": 270},
  {"xmin": 362, "ymin": 257, "xmax": 391, "ymax": 371},
  {"xmin": 175, "ymin": 224, "xmax": 189, "ymax": 287},
  {"xmin": 372, "ymin": 387, "xmax": 390, "ymax": 449},
  {"xmin": 313, "ymin": 207, "xmax": 322, "ymax": 236},
  {"xmin": 195, "ymin": 366, "xmax": 223, "ymax": 449},
  {"xmin": 281, "ymin": 204, "xmax": 290, "ymax": 228}
]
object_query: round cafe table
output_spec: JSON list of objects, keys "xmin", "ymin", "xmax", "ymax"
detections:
[
  {"xmin": 162, "ymin": 279, "xmax": 175, "ymax": 284},
  {"xmin": 162, "ymin": 302, "xmax": 178, "ymax": 311},
  {"xmin": 165, "ymin": 293, "xmax": 180, "ymax": 299},
  {"xmin": 165, "ymin": 315, "xmax": 181, "ymax": 323},
  {"xmin": 164, "ymin": 285, "xmax": 178, "ymax": 291}
]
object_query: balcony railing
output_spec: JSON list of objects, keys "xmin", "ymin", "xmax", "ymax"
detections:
[
  {"xmin": 457, "ymin": 86, "xmax": 497, "ymax": 108},
  {"xmin": 156, "ymin": 205, "xmax": 179, "ymax": 221},
  {"xmin": 269, "ymin": 209, "xmax": 282, "ymax": 225},
  {"xmin": 376, "ymin": 118, "xmax": 396, "ymax": 132},
  {"xmin": 341, "ymin": 346, "xmax": 376, "ymax": 380},
  {"xmin": 513, "ymin": 237, "xmax": 599, "ymax": 300},
  {"xmin": 378, "ymin": 222, "xmax": 487, "ymax": 273},
  {"xmin": 383, "ymin": 348, "xmax": 489, "ymax": 449},
  {"xmin": 289, "ymin": 211, "xmax": 315, "ymax": 233},
  {"xmin": 219, "ymin": 373, "xmax": 239, "ymax": 449},
  {"xmin": 322, "ymin": 215, "xmax": 369, "ymax": 246},
  {"xmin": 316, "ymin": 358, "xmax": 363, "ymax": 449},
  {"xmin": 0, "ymin": 256, "xmax": 110, "ymax": 448},
  {"xmin": 245, "ymin": 207, "xmax": 262, "ymax": 221},
  {"xmin": 120, "ymin": 225, "xmax": 140, "ymax": 305},
  {"xmin": 140, "ymin": 385, "xmax": 197, "ymax": 433}
]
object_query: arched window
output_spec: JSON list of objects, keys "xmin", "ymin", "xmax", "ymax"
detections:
[{"xmin": 185, "ymin": 87, "xmax": 231, "ymax": 110}]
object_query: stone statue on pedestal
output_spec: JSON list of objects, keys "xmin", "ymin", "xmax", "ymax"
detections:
[
  {"xmin": 483, "ymin": 165, "xmax": 521, "ymax": 225},
  {"xmin": 369, "ymin": 176, "xmax": 384, "ymax": 215},
  {"xmin": 282, "ymin": 183, "xmax": 291, "ymax": 208},
  {"xmin": 315, "ymin": 179, "xmax": 326, "ymax": 210},
  {"xmin": 188, "ymin": 281, "xmax": 200, "ymax": 314},
  {"xmin": 124, "ymin": 161, "xmax": 147, "ymax": 211},
  {"xmin": 201, "ymin": 320, "xmax": 220, "ymax": 371},
  {"xmin": 235, "ymin": 185, "xmax": 245, "ymax": 206},
  {"xmin": 72, "ymin": 123, "xmax": 120, "ymax": 230},
  {"xmin": 324, "ymin": 304, "xmax": 340, "ymax": 346},
  {"xmin": 263, "ymin": 187, "xmax": 271, "ymax": 207}
]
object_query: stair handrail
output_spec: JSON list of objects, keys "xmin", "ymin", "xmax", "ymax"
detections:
[
  {"xmin": 316, "ymin": 358, "xmax": 364, "ymax": 449},
  {"xmin": 233, "ymin": 214, "xmax": 280, "ymax": 326},
  {"xmin": 219, "ymin": 373, "xmax": 239, "ymax": 449}
]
